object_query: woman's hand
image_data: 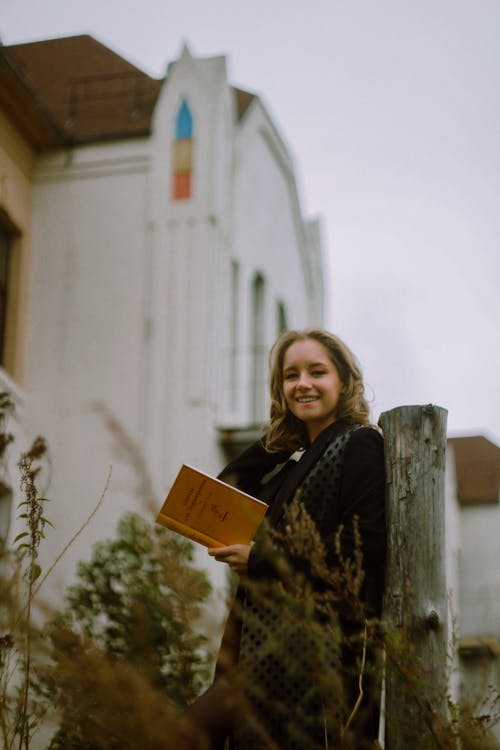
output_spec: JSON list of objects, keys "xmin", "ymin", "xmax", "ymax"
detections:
[{"xmin": 207, "ymin": 544, "xmax": 251, "ymax": 575}]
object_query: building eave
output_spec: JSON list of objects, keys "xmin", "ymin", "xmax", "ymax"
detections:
[{"xmin": 0, "ymin": 48, "xmax": 66, "ymax": 149}]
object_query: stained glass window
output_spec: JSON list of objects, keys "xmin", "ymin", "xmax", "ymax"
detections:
[{"xmin": 172, "ymin": 99, "xmax": 193, "ymax": 200}]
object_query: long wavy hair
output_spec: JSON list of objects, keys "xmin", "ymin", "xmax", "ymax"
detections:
[{"xmin": 265, "ymin": 328, "xmax": 370, "ymax": 453}]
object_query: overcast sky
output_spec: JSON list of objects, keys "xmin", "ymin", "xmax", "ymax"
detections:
[{"xmin": 2, "ymin": 0, "xmax": 499, "ymax": 442}]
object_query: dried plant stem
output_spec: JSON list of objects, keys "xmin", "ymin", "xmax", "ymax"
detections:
[
  {"xmin": 15, "ymin": 439, "xmax": 47, "ymax": 750},
  {"xmin": 18, "ymin": 567, "xmax": 33, "ymax": 750},
  {"xmin": 384, "ymin": 643, "xmax": 457, "ymax": 750},
  {"xmin": 32, "ymin": 466, "xmax": 112, "ymax": 600},
  {"xmin": 342, "ymin": 621, "xmax": 368, "ymax": 737},
  {"xmin": 5, "ymin": 468, "xmax": 111, "ymax": 750}
]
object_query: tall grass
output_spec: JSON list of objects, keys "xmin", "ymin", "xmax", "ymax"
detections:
[{"xmin": 0, "ymin": 394, "xmax": 498, "ymax": 748}]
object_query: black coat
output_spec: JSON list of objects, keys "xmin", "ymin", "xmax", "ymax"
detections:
[{"xmin": 214, "ymin": 419, "xmax": 386, "ymax": 749}]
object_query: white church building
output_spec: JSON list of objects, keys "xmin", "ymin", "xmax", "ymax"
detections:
[
  {"xmin": 0, "ymin": 35, "xmax": 324, "ymax": 591},
  {"xmin": 2, "ymin": 34, "xmax": 500, "ymax": 737}
]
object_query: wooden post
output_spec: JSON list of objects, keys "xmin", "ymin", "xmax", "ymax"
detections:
[{"xmin": 379, "ymin": 405, "xmax": 448, "ymax": 749}]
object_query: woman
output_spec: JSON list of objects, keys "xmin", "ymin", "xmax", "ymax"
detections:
[{"xmin": 187, "ymin": 328, "xmax": 386, "ymax": 749}]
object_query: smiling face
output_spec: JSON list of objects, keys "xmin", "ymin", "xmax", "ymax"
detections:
[{"xmin": 282, "ymin": 337, "xmax": 344, "ymax": 443}]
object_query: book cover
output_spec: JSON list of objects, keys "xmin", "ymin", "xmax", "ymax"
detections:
[{"xmin": 156, "ymin": 464, "xmax": 268, "ymax": 548}]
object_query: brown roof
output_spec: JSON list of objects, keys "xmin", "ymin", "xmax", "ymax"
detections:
[
  {"xmin": 3, "ymin": 35, "xmax": 162, "ymax": 145},
  {"xmin": 448, "ymin": 435, "xmax": 500, "ymax": 505},
  {"xmin": 0, "ymin": 47, "xmax": 64, "ymax": 148},
  {"xmin": 3, "ymin": 35, "xmax": 257, "ymax": 148}
]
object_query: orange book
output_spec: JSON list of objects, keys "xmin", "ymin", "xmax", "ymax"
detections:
[{"xmin": 156, "ymin": 464, "xmax": 268, "ymax": 548}]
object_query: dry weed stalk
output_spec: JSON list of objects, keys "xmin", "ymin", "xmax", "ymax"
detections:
[
  {"xmin": 0, "ymin": 390, "xmax": 53, "ymax": 749},
  {"xmin": 1, "ymin": 397, "xmax": 499, "ymax": 749},
  {"xmin": 40, "ymin": 406, "xmax": 214, "ymax": 749},
  {"xmin": 211, "ymin": 508, "xmax": 373, "ymax": 749},
  {"xmin": 0, "ymin": 394, "xmax": 113, "ymax": 750},
  {"xmin": 218, "ymin": 501, "xmax": 500, "ymax": 750}
]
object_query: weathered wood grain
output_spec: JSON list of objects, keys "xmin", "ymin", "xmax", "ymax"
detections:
[{"xmin": 379, "ymin": 404, "xmax": 448, "ymax": 749}]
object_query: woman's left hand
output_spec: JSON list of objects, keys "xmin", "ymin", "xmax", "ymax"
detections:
[{"xmin": 208, "ymin": 544, "xmax": 251, "ymax": 575}]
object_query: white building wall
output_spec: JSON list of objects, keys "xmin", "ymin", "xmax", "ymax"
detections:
[
  {"xmin": 20, "ymin": 47, "xmax": 324, "ymax": 596},
  {"xmin": 444, "ymin": 444, "xmax": 500, "ymax": 715},
  {"xmin": 457, "ymin": 491, "xmax": 500, "ymax": 740},
  {"xmin": 233, "ymin": 102, "xmax": 310, "ymax": 321},
  {"xmin": 146, "ymin": 49, "xmax": 235, "ymax": 482},
  {"xmin": 27, "ymin": 144, "xmax": 154, "ymax": 587},
  {"xmin": 459, "ymin": 503, "xmax": 500, "ymax": 639},
  {"xmin": 231, "ymin": 101, "xmax": 314, "ymax": 424}
]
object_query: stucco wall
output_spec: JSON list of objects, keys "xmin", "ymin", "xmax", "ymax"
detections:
[
  {"xmin": 459, "ymin": 503, "xmax": 500, "ymax": 638},
  {"xmin": 27, "ymin": 143, "xmax": 156, "ymax": 587},
  {"xmin": 19, "ymin": 49, "xmax": 325, "ymax": 596}
]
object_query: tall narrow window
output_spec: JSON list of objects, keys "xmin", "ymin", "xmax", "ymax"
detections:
[
  {"xmin": 276, "ymin": 300, "xmax": 288, "ymax": 336},
  {"xmin": 0, "ymin": 226, "xmax": 11, "ymax": 367},
  {"xmin": 230, "ymin": 260, "xmax": 240, "ymax": 411},
  {"xmin": 251, "ymin": 273, "xmax": 266, "ymax": 422},
  {"xmin": 171, "ymin": 99, "xmax": 193, "ymax": 200}
]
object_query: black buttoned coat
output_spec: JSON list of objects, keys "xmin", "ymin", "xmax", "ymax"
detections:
[{"xmin": 214, "ymin": 419, "xmax": 386, "ymax": 749}]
